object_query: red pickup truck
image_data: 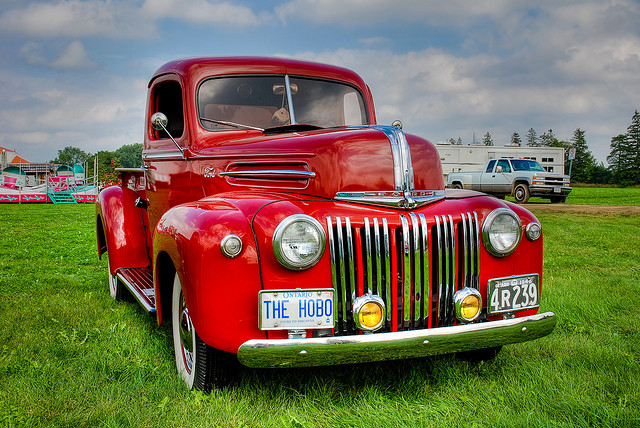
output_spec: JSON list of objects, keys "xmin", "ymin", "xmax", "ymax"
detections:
[{"xmin": 96, "ymin": 57, "xmax": 556, "ymax": 392}]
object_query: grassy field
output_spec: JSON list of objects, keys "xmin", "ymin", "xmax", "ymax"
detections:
[
  {"xmin": 508, "ymin": 185, "xmax": 640, "ymax": 206},
  {"xmin": 0, "ymin": 190, "xmax": 638, "ymax": 427}
]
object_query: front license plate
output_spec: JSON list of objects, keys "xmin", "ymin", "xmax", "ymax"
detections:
[
  {"xmin": 259, "ymin": 289, "xmax": 334, "ymax": 330},
  {"xmin": 488, "ymin": 274, "xmax": 540, "ymax": 314},
  {"xmin": 553, "ymin": 187, "xmax": 561, "ymax": 193}
]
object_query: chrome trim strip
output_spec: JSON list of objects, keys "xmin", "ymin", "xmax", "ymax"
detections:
[
  {"xmin": 473, "ymin": 211, "xmax": 480, "ymax": 289},
  {"xmin": 383, "ymin": 218, "xmax": 391, "ymax": 322},
  {"xmin": 410, "ymin": 213, "xmax": 421, "ymax": 323},
  {"xmin": 285, "ymin": 75, "xmax": 296, "ymax": 124},
  {"xmin": 219, "ymin": 170, "xmax": 316, "ymax": 179},
  {"xmin": 370, "ymin": 125, "xmax": 414, "ymax": 192},
  {"xmin": 419, "ymin": 213, "xmax": 429, "ymax": 325},
  {"xmin": 446, "ymin": 214, "xmax": 456, "ymax": 325},
  {"xmin": 237, "ymin": 312, "xmax": 557, "ymax": 368},
  {"xmin": 335, "ymin": 217, "xmax": 347, "ymax": 328},
  {"xmin": 345, "ymin": 217, "xmax": 356, "ymax": 311},
  {"xmin": 364, "ymin": 217, "xmax": 373, "ymax": 295},
  {"xmin": 334, "ymin": 190, "xmax": 445, "ymax": 210},
  {"xmin": 400, "ymin": 215, "xmax": 411, "ymax": 327},
  {"xmin": 142, "ymin": 150, "xmax": 186, "ymax": 160},
  {"xmin": 326, "ymin": 217, "xmax": 339, "ymax": 326},
  {"xmin": 373, "ymin": 218, "xmax": 382, "ymax": 296},
  {"xmin": 461, "ymin": 212, "xmax": 470, "ymax": 288}
]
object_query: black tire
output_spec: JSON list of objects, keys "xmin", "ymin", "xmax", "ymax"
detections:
[
  {"xmin": 457, "ymin": 346, "xmax": 502, "ymax": 362},
  {"xmin": 171, "ymin": 273, "xmax": 236, "ymax": 392},
  {"xmin": 513, "ymin": 183, "xmax": 530, "ymax": 204},
  {"xmin": 452, "ymin": 183, "xmax": 463, "ymax": 189}
]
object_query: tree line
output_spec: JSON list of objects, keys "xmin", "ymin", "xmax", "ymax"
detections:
[
  {"xmin": 446, "ymin": 110, "xmax": 640, "ymax": 185},
  {"xmin": 50, "ymin": 143, "xmax": 143, "ymax": 185}
]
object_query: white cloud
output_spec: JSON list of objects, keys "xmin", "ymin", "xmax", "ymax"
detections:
[
  {"xmin": 275, "ymin": 0, "xmax": 516, "ymax": 26},
  {"xmin": 0, "ymin": 0, "xmax": 154, "ymax": 39},
  {"xmin": 18, "ymin": 41, "xmax": 95, "ymax": 70},
  {"xmin": 141, "ymin": 0, "xmax": 264, "ymax": 26},
  {"xmin": 51, "ymin": 41, "xmax": 96, "ymax": 69}
]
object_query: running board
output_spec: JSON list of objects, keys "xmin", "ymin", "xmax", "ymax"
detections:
[{"xmin": 116, "ymin": 267, "xmax": 156, "ymax": 314}]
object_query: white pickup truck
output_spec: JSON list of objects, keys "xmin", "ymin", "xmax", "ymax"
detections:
[{"xmin": 447, "ymin": 158, "xmax": 571, "ymax": 203}]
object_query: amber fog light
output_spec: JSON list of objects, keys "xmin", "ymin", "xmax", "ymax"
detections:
[
  {"xmin": 454, "ymin": 288, "xmax": 482, "ymax": 323},
  {"xmin": 353, "ymin": 295, "xmax": 385, "ymax": 331}
]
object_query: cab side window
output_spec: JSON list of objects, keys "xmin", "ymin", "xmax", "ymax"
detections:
[
  {"xmin": 486, "ymin": 160, "xmax": 496, "ymax": 173},
  {"xmin": 152, "ymin": 81, "xmax": 184, "ymax": 140},
  {"xmin": 497, "ymin": 159, "xmax": 511, "ymax": 173}
]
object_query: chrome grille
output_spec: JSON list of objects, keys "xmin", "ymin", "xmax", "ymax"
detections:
[{"xmin": 326, "ymin": 212, "xmax": 480, "ymax": 335}]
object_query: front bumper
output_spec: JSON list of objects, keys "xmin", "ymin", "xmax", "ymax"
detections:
[
  {"xmin": 530, "ymin": 185, "xmax": 572, "ymax": 197},
  {"xmin": 237, "ymin": 311, "xmax": 556, "ymax": 368}
]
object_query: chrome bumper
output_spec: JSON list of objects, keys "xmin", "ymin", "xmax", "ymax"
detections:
[{"xmin": 237, "ymin": 311, "xmax": 556, "ymax": 368}]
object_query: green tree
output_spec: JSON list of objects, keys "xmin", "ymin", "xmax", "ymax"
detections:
[
  {"xmin": 93, "ymin": 150, "xmax": 120, "ymax": 185},
  {"xmin": 526, "ymin": 128, "xmax": 540, "ymax": 147},
  {"xmin": 539, "ymin": 129, "xmax": 557, "ymax": 147},
  {"xmin": 608, "ymin": 110, "xmax": 640, "ymax": 185},
  {"xmin": 50, "ymin": 146, "xmax": 90, "ymax": 165},
  {"xmin": 568, "ymin": 128, "xmax": 596, "ymax": 183},
  {"xmin": 510, "ymin": 132, "xmax": 521, "ymax": 146},
  {"xmin": 114, "ymin": 143, "xmax": 143, "ymax": 168},
  {"xmin": 483, "ymin": 132, "xmax": 493, "ymax": 146}
]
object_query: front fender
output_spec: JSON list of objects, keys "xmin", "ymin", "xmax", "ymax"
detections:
[
  {"xmin": 153, "ymin": 198, "xmax": 264, "ymax": 353},
  {"xmin": 96, "ymin": 185, "xmax": 151, "ymax": 273}
]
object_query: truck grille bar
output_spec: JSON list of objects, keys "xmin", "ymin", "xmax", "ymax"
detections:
[{"xmin": 326, "ymin": 212, "xmax": 480, "ymax": 335}]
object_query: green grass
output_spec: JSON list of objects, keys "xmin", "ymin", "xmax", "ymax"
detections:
[
  {"xmin": 508, "ymin": 185, "xmax": 640, "ymax": 206},
  {"xmin": 1, "ymin": 203, "xmax": 639, "ymax": 427}
]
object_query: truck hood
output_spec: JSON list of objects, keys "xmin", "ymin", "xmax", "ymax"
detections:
[{"xmin": 194, "ymin": 126, "xmax": 445, "ymax": 209}]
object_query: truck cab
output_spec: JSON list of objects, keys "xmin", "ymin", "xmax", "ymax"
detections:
[{"xmin": 96, "ymin": 57, "xmax": 556, "ymax": 392}]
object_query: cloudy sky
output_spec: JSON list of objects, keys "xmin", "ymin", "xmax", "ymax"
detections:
[{"xmin": 1, "ymin": 0, "xmax": 639, "ymax": 164}]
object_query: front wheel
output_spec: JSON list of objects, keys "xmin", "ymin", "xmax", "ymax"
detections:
[
  {"xmin": 108, "ymin": 258, "xmax": 126, "ymax": 301},
  {"xmin": 513, "ymin": 184, "xmax": 530, "ymax": 204},
  {"xmin": 171, "ymin": 273, "xmax": 236, "ymax": 392}
]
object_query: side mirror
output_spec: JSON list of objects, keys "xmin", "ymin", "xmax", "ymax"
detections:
[
  {"xmin": 496, "ymin": 166, "xmax": 503, "ymax": 173},
  {"xmin": 151, "ymin": 112, "xmax": 168, "ymax": 131},
  {"xmin": 392, "ymin": 120, "xmax": 403, "ymax": 130},
  {"xmin": 150, "ymin": 112, "xmax": 185, "ymax": 159}
]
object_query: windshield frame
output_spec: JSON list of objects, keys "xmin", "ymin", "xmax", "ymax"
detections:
[
  {"xmin": 196, "ymin": 74, "xmax": 370, "ymax": 132},
  {"xmin": 511, "ymin": 159, "xmax": 546, "ymax": 172}
]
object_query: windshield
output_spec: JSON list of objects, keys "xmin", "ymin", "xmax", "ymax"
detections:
[
  {"xmin": 197, "ymin": 75, "xmax": 368, "ymax": 131},
  {"xmin": 511, "ymin": 159, "xmax": 545, "ymax": 172}
]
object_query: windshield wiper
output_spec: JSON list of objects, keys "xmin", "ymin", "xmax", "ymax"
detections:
[
  {"xmin": 200, "ymin": 117, "xmax": 264, "ymax": 132},
  {"xmin": 263, "ymin": 123, "xmax": 324, "ymax": 135}
]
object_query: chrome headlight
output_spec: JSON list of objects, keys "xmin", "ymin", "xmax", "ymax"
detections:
[
  {"xmin": 273, "ymin": 214, "xmax": 326, "ymax": 270},
  {"xmin": 482, "ymin": 208, "xmax": 522, "ymax": 257}
]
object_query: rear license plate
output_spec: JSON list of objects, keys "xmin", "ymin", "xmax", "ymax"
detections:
[
  {"xmin": 488, "ymin": 274, "xmax": 540, "ymax": 314},
  {"xmin": 259, "ymin": 289, "xmax": 334, "ymax": 330}
]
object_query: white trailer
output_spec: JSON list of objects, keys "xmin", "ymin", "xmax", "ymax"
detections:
[{"xmin": 436, "ymin": 144, "xmax": 565, "ymax": 179}]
